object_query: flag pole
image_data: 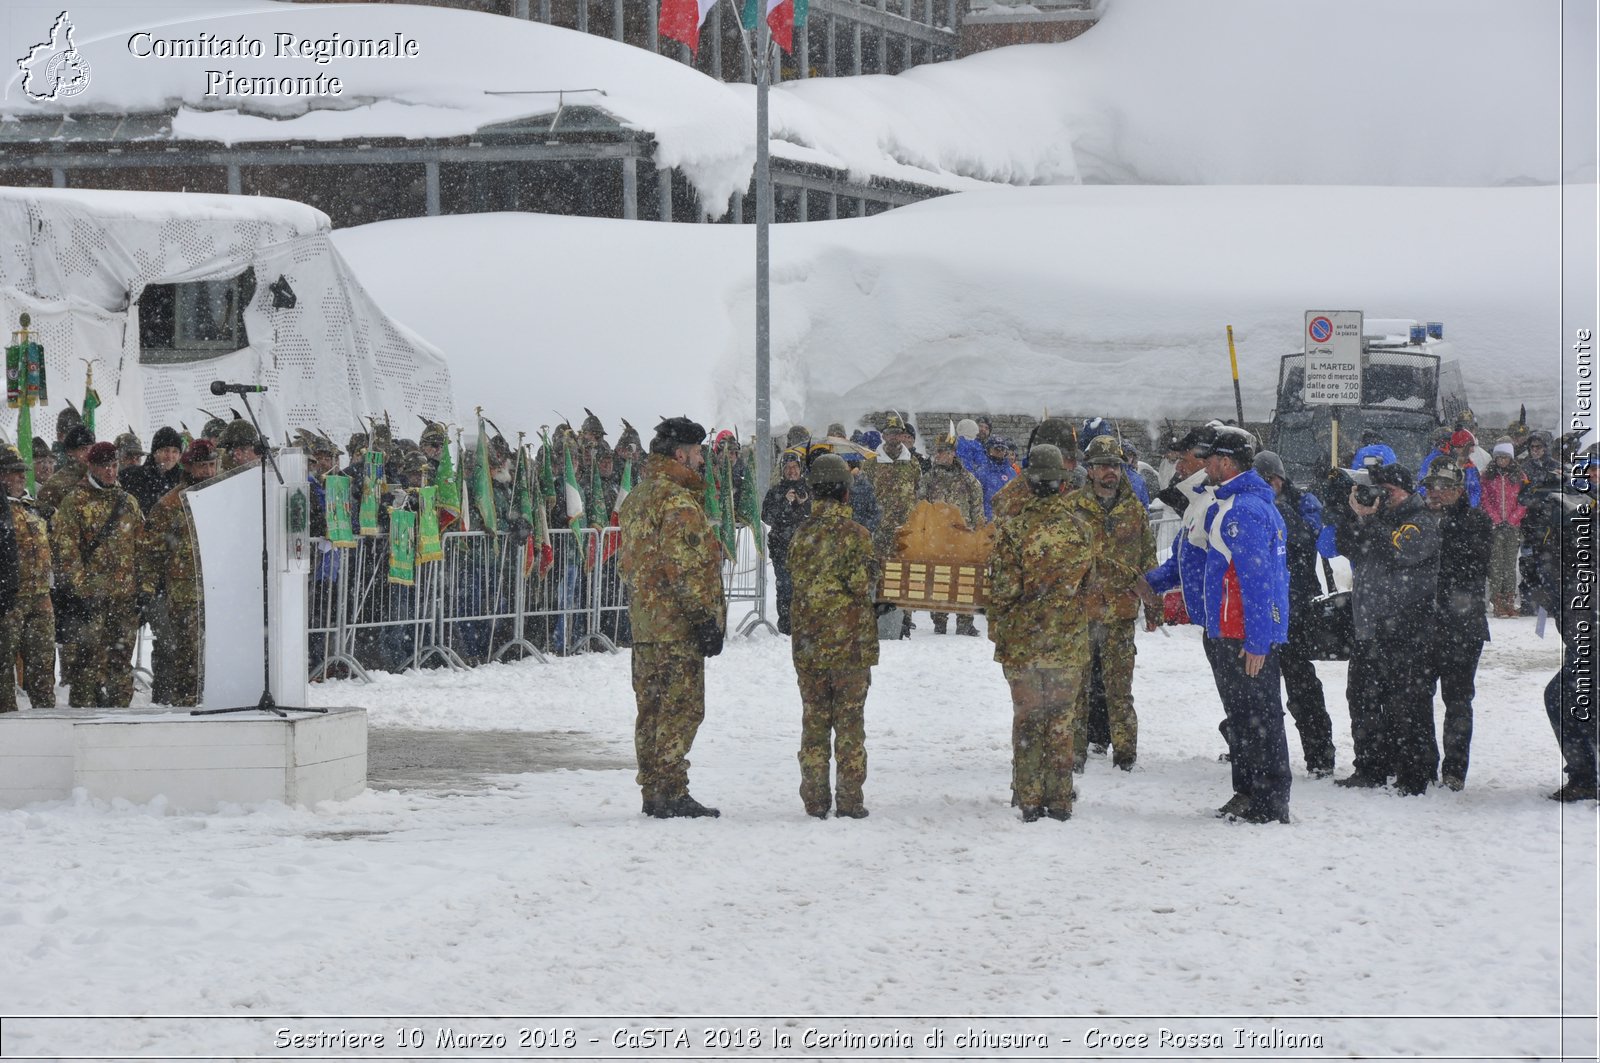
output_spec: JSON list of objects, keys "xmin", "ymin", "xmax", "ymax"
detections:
[{"xmin": 751, "ymin": 8, "xmax": 774, "ymax": 633}]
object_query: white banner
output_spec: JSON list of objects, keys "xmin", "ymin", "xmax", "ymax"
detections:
[{"xmin": 188, "ymin": 449, "xmax": 309, "ymax": 711}]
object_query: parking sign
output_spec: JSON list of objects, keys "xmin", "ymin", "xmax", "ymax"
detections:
[{"xmin": 1304, "ymin": 310, "xmax": 1363, "ymax": 406}]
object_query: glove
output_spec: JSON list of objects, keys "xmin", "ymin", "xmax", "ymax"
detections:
[
  {"xmin": 693, "ymin": 618, "xmax": 724, "ymax": 658},
  {"xmin": 873, "ymin": 602, "xmax": 897, "ymax": 617}
]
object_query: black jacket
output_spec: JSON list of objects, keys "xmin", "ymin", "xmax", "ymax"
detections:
[
  {"xmin": 762, "ymin": 479, "xmax": 813, "ymax": 558},
  {"xmin": 1434, "ymin": 495, "xmax": 1491, "ymax": 642},
  {"xmin": 0, "ymin": 496, "xmax": 18, "ymax": 615},
  {"xmin": 119, "ymin": 459, "xmax": 182, "ymax": 515},
  {"xmin": 1526, "ymin": 485, "xmax": 1598, "ymax": 649},
  {"xmin": 1336, "ymin": 491, "xmax": 1440, "ymax": 642}
]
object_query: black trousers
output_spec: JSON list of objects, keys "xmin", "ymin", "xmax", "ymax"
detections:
[
  {"xmin": 1204, "ymin": 635, "xmax": 1292, "ymax": 818},
  {"xmin": 1431, "ymin": 629, "xmax": 1484, "ymax": 783},
  {"xmin": 1279, "ymin": 636, "xmax": 1336, "ymax": 773},
  {"xmin": 1347, "ymin": 631, "xmax": 1438, "ymax": 791}
]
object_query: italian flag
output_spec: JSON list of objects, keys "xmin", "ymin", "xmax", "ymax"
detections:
[
  {"xmin": 659, "ymin": 0, "xmax": 720, "ymax": 54},
  {"xmin": 563, "ymin": 447, "xmax": 585, "ymax": 535},
  {"xmin": 741, "ymin": 0, "xmax": 807, "ymax": 53}
]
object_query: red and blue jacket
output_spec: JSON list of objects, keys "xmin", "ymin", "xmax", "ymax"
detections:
[{"xmin": 1202, "ymin": 469, "xmax": 1290, "ymax": 655}]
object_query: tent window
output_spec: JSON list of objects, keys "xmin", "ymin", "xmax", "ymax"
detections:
[{"xmin": 139, "ymin": 269, "xmax": 255, "ymax": 364}]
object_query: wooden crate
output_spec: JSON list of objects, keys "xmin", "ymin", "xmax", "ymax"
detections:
[{"xmin": 878, "ymin": 559, "xmax": 988, "ymax": 613}]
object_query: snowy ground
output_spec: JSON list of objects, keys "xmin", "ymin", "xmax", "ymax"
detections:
[{"xmin": 1, "ymin": 612, "xmax": 1593, "ymax": 1059}]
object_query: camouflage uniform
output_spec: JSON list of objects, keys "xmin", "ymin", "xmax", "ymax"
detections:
[
  {"xmin": 35, "ymin": 458, "xmax": 85, "ymax": 523},
  {"xmin": 9, "ymin": 498, "xmax": 56, "ymax": 708},
  {"xmin": 867, "ymin": 450, "xmax": 921, "ymax": 559},
  {"xmin": 987, "ymin": 489, "xmax": 1095, "ymax": 815},
  {"xmin": 50, "ymin": 481, "xmax": 144, "ymax": 707},
  {"xmin": 918, "ymin": 458, "xmax": 984, "ymax": 635},
  {"xmin": 618, "ymin": 452, "xmax": 726, "ymax": 812},
  {"xmin": 138, "ymin": 481, "xmax": 205, "ymax": 706},
  {"xmin": 1064, "ymin": 476, "xmax": 1156, "ymax": 767},
  {"xmin": 787, "ymin": 494, "xmax": 880, "ymax": 817}
]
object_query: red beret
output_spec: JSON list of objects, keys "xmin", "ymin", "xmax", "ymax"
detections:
[
  {"xmin": 85, "ymin": 442, "xmax": 118, "ymax": 465},
  {"xmin": 181, "ymin": 438, "xmax": 217, "ymax": 465}
]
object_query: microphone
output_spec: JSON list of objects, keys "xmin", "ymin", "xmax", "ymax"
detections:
[{"xmin": 210, "ymin": 381, "xmax": 269, "ymax": 395}]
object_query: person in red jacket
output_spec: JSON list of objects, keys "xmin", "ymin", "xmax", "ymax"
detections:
[{"xmin": 1479, "ymin": 440, "xmax": 1526, "ymax": 617}]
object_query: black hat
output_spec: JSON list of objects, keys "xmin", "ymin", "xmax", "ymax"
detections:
[
  {"xmin": 1370, "ymin": 462, "xmax": 1415, "ymax": 493},
  {"xmin": 63, "ymin": 424, "xmax": 95, "ymax": 451},
  {"xmin": 654, "ymin": 416, "xmax": 706, "ymax": 448},
  {"xmin": 151, "ymin": 426, "xmax": 184, "ymax": 452},
  {"xmin": 1207, "ymin": 426, "xmax": 1256, "ymax": 464}
]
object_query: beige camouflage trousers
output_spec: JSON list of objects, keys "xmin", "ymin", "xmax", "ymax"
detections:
[
  {"xmin": 795, "ymin": 667, "xmax": 871, "ymax": 815},
  {"xmin": 1075, "ymin": 619, "xmax": 1138, "ymax": 763},
  {"xmin": 149, "ymin": 600, "xmax": 203, "ymax": 707},
  {"xmin": 1005, "ymin": 664, "xmax": 1081, "ymax": 810},
  {"xmin": 631, "ymin": 642, "xmax": 706, "ymax": 803},
  {"xmin": 15, "ymin": 593, "xmax": 56, "ymax": 708},
  {"xmin": 67, "ymin": 600, "xmax": 138, "ymax": 708}
]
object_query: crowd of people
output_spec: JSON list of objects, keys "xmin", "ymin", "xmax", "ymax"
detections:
[
  {"xmin": 616, "ymin": 409, "xmax": 1598, "ymax": 822},
  {"xmin": 0, "ymin": 401, "xmax": 1592, "ymax": 822}
]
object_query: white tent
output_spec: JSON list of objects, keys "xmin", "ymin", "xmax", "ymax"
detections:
[{"xmin": 0, "ymin": 187, "xmax": 455, "ymax": 448}]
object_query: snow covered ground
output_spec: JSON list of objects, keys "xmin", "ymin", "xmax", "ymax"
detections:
[{"xmin": 1, "ymin": 615, "xmax": 1593, "ymax": 1059}]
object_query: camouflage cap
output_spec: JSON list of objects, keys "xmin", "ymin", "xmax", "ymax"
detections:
[
  {"xmin": 114, "ymin": 431, "xmax": 145, "ymax": 457},
  {"xmin": 807, "ymin": 453, "xmax": 851, "ymax": 486},
  {"xmin": 219, "ymin": 420, "xmax": 260, "ymax": 450},
  {"xmin": 1024, "ymin": 444, "xmax": 1068, "ymax": 483},
  {"xmin": 1421, "ymin": 460, "xmax": 1464, "ymax": 489},
  {"xmin": 1083, "ymin": 435, "xmax": 1123, "ymax": 466}
]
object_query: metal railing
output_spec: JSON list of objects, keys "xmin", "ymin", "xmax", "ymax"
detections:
[{"xmin": 305, "ymin": 525, "xmax": 772, "ymax": 681}]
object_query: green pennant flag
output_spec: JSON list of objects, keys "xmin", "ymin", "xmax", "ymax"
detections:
[
  {"xmin": 587, "ymin": 452, "xmax": 607, "ymax": 528},
  {"xmin": 324, "ymin": 473, "xmax": 357, "ymax": 547},
  {"xmin": 82, "ymin": 366, "xmax": 100, "ymax": 437},
  {"xmin": 358, "ymin": 452, "xmax": 384, "ymax": 536},
  {"xmin": 388, "ymin": 507, "xmax": 416, "ymax": 585},
  {"xmin": 17, "ymin": 401, "xmax": 34, "ymax": 497},
  {"xmin": 526, "ymin": 446, "xmax": 553, "ymax": 577},
  {"xmin": 434, "ymin": 434, "xmax": 461, "ymax": 530},
  {"xmin": 417, "ymin": 484, "xmax": 442, "ymax": 563},
  {"xmin": 538, "ymin": 430, "xmax": 557, "ymax": 502},
  {"xmin": 473, "ymin": 413, "xmax": 497, "ymax": 535},
  {"xmin": 616, "ymin": 458, "xmax": 633, "ymax": 514},
  {"xmin": 738, "ymin": 458, "xmax": 764, "ymax": 556},
  {"xmin": 717, "ymin": 450, "xmax": 737, "ymax": 558},
  {"xmin": 703, "ymin": 444, "xmax": 723, "ymax": 533},
  {"xmin": 563, "ymin": 446, "xmax": 585, "ymax": 534}
]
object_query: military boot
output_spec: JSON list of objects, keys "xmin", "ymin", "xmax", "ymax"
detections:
[
  {"xmin": 1020, "ymin": 805, "xmax": 1046, "ymax": 823},
  {"xmin": 933, "ymin": 616, "xmax": 948, "ymax": 635},
  {"xmin": 654, "ymin": 794, "xmax": 721, "ymax": 818},
  {"xmin": 955, "ymin": 616, "xmax": 978, "ymax": 636},
  {"xmin": 835, "ymin": 807, "xmax": 869, "ymax": 819},
  {"xmin": 1549, "ymin": 780, "xmax": 1599, "ymax": 802},
  {"xmin": 1214, "ymin": 793, "xmax": 1250, "ymax": 819}
]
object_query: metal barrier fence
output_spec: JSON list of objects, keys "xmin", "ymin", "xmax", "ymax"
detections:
[{"xmin": 307, "ymin": 525, "xmax": 771, "ymax": 682}]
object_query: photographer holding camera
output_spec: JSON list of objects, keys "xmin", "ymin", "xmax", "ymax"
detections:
[
  {"xmin": 762, "ymin": 452, "xmax": 814, "ymax": 635},
  {"xmin": 1335, "ymin": 460, "xmax": 1442, "ymax": 795}
]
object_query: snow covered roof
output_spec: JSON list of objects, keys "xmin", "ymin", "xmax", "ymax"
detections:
[{"xmin": 333, "ymin": 183, "xmax": 1571, "ymax": 440}]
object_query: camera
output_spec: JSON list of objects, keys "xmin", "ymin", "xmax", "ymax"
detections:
[{"xmin": 1347, "ymin": 468, "xmax": 1382, "ymax": 508}]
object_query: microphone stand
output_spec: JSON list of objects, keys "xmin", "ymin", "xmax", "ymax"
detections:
[{"xmin": 193, "ymin": 391, "xmax": 324, "ymax": 717}]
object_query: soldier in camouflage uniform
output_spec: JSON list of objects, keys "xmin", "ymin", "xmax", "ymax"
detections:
[
  {"xmin": 990, "ymin": 418, "xmax": 1082, "ymax": 529},
  {"xmin": 50, "ymin": 443, "xmax": 144, "ymax": 707},
  {"xmin": 1066, "ymin": 435, "xmax": 1159, "ymax": 771},
  {"xmin": 787, "ymin": 454, "xmax": 880, "ymax": 818},
  {"xmin": 37, "ymin": 423, "xmax": 94, "ymax": 523},
  {"xmin": 618, "ymin": 417, "xmax": 727, "ymax": 819},
  {"xmin": 137, "ymin": 440, "xmax": 219, "ymax": 706},
  {"xmin": 2, "ymin": 448, "xmax": 57, "ymax": 708},
  {"xmin": 0, "ymin": 450, "xmax": 23, "ymax": 711},
  {"xmin": 918, "ymin": 434, "xmax": 985, "ymax": 636},
  {"xmin": 987, "ymin": 445, "xmax": 1096, "ymax": 821},
  {"xmin": 218, "ymin": 419, "xmax": 261, "ymax": 473},
  {"xmin": 869, "ymin": 415, "xmax": 922, "ymax": 637}
]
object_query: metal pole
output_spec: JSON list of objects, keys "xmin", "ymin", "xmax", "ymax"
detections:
[{"xmin": 754, "ymin": 16, "xmax": 773, "ymax": 624}]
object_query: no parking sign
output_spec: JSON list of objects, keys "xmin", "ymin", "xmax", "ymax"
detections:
[{"xmin": 1304, "ymin": 310, "xmax": 1363, "ymax": 406}]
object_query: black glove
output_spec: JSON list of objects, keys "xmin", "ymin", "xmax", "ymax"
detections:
[
  {"xmin": 693, "ymin": 618, "xmax": 724, "ymax": 658},
  {"xmin": 873, "ymin": 602, "xmax": 896, "ymax": 617}
]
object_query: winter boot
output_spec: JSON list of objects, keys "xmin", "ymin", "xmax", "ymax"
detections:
[
  {"xmin": 955, "ymin": 615, "xmax": 979, "ymax": 636},
  {"xmin": 1020, "ymin": 805, "xmax": 1046, "ymax": 823},
  {"xmin": 1045, "ymin": 806, "xmax": 1072, "ymax": 821},
  {"xmin": 1549, "ymin": 780, "xmax": 1599, "ymax": 802},
  {"xmin": 933, "ymin": 616, "xmax": 948, "ymax": 635},
  {"xmin": 835, "ymin": 807, "xmax": 869, "ymax": 819},
  {"xmin": 1214, "ymin": 793, "xmax": 1250, "ymax": 819},
  {"xmin": 654, "ymin": 794, "xmax": 721, "ymax": 818},
  {"xmin": 901, "ymin": 613, "xmax": 913, "ymax": 639},
  {"xmin": 1335, "ymin": 771, "xmax": 1386, "ymax": 789}
]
